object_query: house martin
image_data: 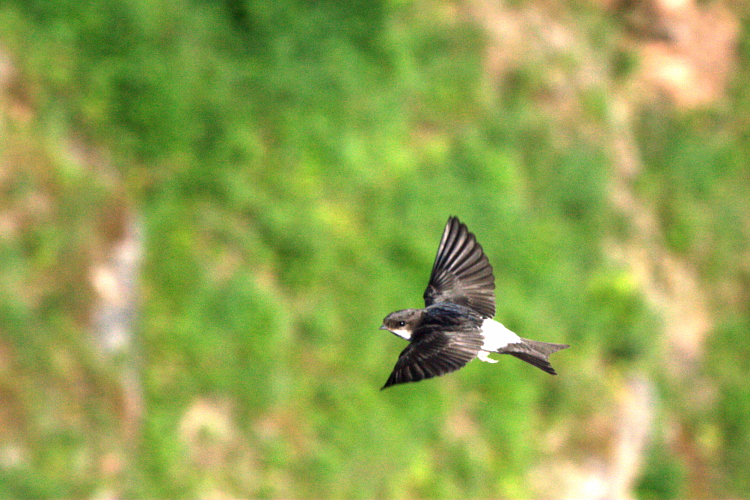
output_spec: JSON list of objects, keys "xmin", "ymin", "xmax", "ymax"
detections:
[{"xmin": 380, "ymin": 216, "xmax": 569, "ymax": 389}]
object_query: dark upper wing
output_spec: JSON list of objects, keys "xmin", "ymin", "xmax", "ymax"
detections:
[
  {"xmin": 381, "ymin": 328, "xmax": 483, "ymax": 389},
  {"xmin": 423, "ymin": 216, "xmax": 495, "ymax": 318}
]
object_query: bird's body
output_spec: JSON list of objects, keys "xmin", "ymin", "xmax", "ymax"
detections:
[{"xmin": 380, "ymin": 216, "xmax": 569, "ymax": 389}]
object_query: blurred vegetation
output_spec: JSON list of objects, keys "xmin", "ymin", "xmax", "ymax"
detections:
[{"xmin": 1, "ymin": 0, "xmax": 749, "ymax": 498}]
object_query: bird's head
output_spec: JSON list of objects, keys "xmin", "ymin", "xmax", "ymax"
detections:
[{"xmin": 380, "ymin": 308, "xmax": 423, "ymax": 340}]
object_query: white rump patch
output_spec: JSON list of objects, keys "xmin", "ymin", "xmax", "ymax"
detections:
[{"xmin": 480, "ymin": 318, "xmax": 521, "ymax": 352}]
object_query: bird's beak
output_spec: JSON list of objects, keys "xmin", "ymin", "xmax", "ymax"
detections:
[{"xmin": 379, "ymin": 325, "xmax": 388, "ymax": 330}]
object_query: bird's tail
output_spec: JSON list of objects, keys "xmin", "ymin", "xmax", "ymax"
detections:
[{"xmin": 500, "ymin": 338, "xmax": 569, "ymax": 375}]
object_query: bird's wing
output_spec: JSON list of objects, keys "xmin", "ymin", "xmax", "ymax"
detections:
[
  {"xmin": 381, "ymin": 330, "xmax": 483, "ymax": 389},
  {"xmin": 423, "ymin": 216, "xmax": 495, "ymax": 318}
]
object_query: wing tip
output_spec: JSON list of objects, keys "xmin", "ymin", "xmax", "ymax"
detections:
[{"xmin": 426, "ymin": 216, "xmax": 496, "ymax": 317}]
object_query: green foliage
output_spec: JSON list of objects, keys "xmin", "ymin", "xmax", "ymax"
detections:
[
  {"xmin": 2, "ymin": 0, "xmax": 750, "ymax": 498},
  {"xmin": 706, "ymin": 316, "xmax": 750, "ymax": 494},
  {"xmin": 635, "ymin": 442, "xmax": 687, "ymax": 499}
]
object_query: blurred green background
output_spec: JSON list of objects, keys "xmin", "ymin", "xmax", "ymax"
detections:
[{"xmin": 1, "ymin": 0, "xmax": 750, "ymax": 498}]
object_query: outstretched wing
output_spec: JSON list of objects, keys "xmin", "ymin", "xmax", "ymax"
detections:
[
  {"xmin": 423, "ymin": 216, "xmax": 495, "ymax": 318},
  {"xmin": 381, "ymin": 330, "xmax": 483, "ymax": 389}
]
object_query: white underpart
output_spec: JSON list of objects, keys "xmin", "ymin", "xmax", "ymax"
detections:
[
  {"xmin": 478, "ymin": 318, "xmax": 522, "ymax": 363},
  {"xmin": 390, "ymin": 328, "xmax": 411, "ymax": 340}
]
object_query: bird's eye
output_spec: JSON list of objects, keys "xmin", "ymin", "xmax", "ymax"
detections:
[{"xmin": 398, "ymin": 321, "xmax": 406, "ymax": 327}]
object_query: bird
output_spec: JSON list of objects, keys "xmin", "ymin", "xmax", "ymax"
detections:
[{"xmin": 379, "ymin": 216, "xmax": 569, "ymax": 389}]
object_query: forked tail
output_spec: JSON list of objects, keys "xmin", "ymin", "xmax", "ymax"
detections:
[{"xmin": 499, "ymin": 338, "xmax": 569, "ymax": 375}]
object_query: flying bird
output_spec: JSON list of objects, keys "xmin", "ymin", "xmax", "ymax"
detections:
[{"xmin": 380, "ymin": 216, "xmax": 569, "ymax": 389}]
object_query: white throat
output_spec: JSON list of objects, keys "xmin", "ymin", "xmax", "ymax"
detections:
[{"xmin": 389, "ymin": 328, "xmax": 412, "ymax": 340}]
